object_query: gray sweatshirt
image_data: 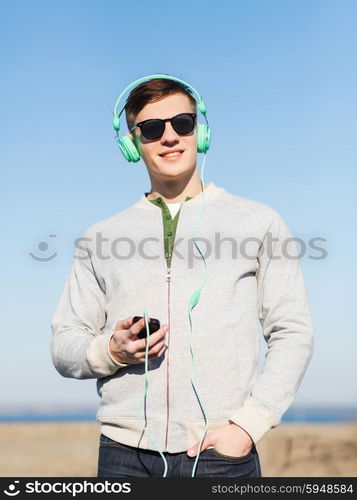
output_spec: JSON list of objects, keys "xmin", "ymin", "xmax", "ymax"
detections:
[{"xmin": 50, "ymin": 182, "xmax": 314, "ymax": 452}]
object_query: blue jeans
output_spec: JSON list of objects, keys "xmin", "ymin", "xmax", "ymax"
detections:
[{"xmin": 97, "ymin": 434, "xmax": 262, "ymax": 477}]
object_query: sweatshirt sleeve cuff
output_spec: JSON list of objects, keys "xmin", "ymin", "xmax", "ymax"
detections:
[
  {"xmin": 228, "ymin": 397, "xmax": 280, "ymax": 444},
  {"xmin": 86, "ymin": 333, "xmax": 128, "ymax": 377}
]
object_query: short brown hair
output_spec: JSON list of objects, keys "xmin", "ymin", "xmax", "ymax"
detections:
[{"xmin": 125, "ymin": 78, "xmax": 197, "ymax": 131}]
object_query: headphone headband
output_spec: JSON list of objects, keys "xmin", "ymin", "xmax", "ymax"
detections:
[{"xmin": 113, "ymin": 74, "xmax": 207, "ymax": 132}]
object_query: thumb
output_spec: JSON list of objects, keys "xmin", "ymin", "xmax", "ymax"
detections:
[{"xmin": 187, "ymin": 437, "xmax": 211, "ymax": 457}]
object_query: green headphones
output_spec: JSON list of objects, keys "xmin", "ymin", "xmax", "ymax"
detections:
[{"xmin": 112, "ymin": 74, "xmax": 211, "ymax": 162}]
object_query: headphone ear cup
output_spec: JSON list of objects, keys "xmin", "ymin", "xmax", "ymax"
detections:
[
  {"xmin": 196, "ymin": 124, "xmax": 211, "ymax": 153},
  {"xmin": 118, "ymin": 135, "xmax": 141, "ymax": 163}
]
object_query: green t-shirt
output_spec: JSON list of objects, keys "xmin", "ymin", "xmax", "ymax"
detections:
[{"xmin": 146, "ymin": 194, "xmax": 192, "ymax": 268}]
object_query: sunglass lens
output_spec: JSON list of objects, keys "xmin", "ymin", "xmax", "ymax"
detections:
[
  {"xmin": 142, "ymin": 120, "xmax": 164, "ymax": 140},
  {"xmin": 172, "ymin": 114, "xmax": 195, "ymax": 135}
]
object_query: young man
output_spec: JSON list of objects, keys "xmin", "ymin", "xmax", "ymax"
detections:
[{"xmin": 50, "ymin": 76, "xmax": 314, "ymax": 478}]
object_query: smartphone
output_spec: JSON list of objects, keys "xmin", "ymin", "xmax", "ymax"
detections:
[{"xmin": 132, "ymin": 316, "xmax": 161, "ymax": 339}]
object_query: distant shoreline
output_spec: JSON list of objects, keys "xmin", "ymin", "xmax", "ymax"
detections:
[{"xmin": 0, "ymin": 407, "xmax": 356, "ymax": 423}]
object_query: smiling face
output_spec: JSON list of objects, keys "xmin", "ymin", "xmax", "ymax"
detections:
[{"xmin": 129, "ymin": 93, "xmax": 198, "ymax": 183}]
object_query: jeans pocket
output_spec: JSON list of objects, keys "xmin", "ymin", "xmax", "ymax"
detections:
[{"xmin": 209, "ymin": 446, "xmax": 254, "ymax": 462}]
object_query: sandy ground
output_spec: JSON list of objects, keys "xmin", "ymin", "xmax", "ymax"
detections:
[{"xmin": 0, "ymin": 422, "xmax": 356, "ymax": 477}]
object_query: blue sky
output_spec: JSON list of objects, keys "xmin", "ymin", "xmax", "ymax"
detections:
[{"xmin": 1, "ymin": 0, "xmax": 356, "ymax": 411}]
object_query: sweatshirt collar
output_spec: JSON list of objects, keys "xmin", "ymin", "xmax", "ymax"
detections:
[{"xmin": 136, "ymin": 182, "xmax": 224, "ymax": 210}]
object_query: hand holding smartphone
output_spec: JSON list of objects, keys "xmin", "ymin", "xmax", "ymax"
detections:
[{"xmin": 109, "ymin": 316, "xmax": 167, "ymax": 365}]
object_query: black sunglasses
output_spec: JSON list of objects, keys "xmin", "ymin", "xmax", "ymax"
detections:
[{"xmin": 129, "ymin": 113, "xmax": 197, "ymax": 141}]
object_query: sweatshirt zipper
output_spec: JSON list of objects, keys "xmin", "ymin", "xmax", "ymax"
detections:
[{"xmin": 164, "ymin": 266, "xmax": 171, "ymax": 451}]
